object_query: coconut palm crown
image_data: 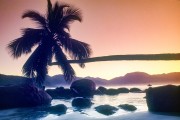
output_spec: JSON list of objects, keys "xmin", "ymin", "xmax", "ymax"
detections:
[{"xmin": 8, "ymin": 0, "xmax": 91, "ymax": 86}]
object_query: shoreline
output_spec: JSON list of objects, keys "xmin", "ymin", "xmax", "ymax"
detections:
[{"xmin": 48, "ymin": 112, "xmax": 180, "ymax": 120}]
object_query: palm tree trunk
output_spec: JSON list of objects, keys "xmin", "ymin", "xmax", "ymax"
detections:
[{"xmin": 49, "ymin": 53, "xmax": 180, "ymax": 65}]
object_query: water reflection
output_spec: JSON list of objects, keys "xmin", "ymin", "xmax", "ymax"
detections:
[{"xmin": 0, "ymin": 91, "xmax": 147, "ymax": 119}]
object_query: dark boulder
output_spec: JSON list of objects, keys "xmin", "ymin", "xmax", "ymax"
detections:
[
  {"xmin": 118, "ymin": 104, "xmax": 137, "ymax": 111},
  {"xmin": 95, "ymin": 86, "xmax": 107, "ymax": 95},
  {"xmin": 70, "ymin": 79, "xmax": 96, "ymax": 97},
  {"xmin": 129, "ymin": 88, "xmax": 142, "ymax": 93},
  {"xmin": 117, "ymin": 88, "xmax": 129, "ymax": 93},
  {"xmin": 95, "ymin": 105, "xmax": 118, "ymax": 115},
  {"xmin": 48, "ymin": 104, "xmax": 67, "ymax": 115},
  {"xmin": 106, "ymin": 89, "xmax": 119, "ymax": 95},
  {"xmin": 46, "ymin": 87, "xmax": 73, "ymax": 99},
  {"xmin": 95, "ymin": 87, "xmax": 129, "ymax": 95},
  {"xmin": 56, "ymin": 87, "xmax": 65, "ymax": 92},
  {"xmin": 46, "ymin": 89, "xmax": 59, "ymax": 99},
  {"xmin": 0, "ymin": 84, "xmax": 52, "ymax": 109},
  {"xmin": 0, "ymin": 74, "xmax": 32, "ymax": 86},
  {"xmin": 146, "ymin": 85, "xmax": 180, "ymax": 113},
  {"xmin": 72, "ymin": 98, "xmax": 92, "ymax": 108}
]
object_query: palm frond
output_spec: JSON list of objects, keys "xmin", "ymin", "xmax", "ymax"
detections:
[
  {"xmin": 59, "ymin": 7, "xmax": 82, "ymax": 30},
  {"xmin": 52, "ymin": 2, "xmax": 69, "ymax": 20},
  {"xmin": 61, "ymin": 38, "xmax": 92, "ymax": 67},
  {"xmin": 22, "ymin": 43, "xmax": 52, "ymax": 85},
  {"xmin": 8, "ymin": 0, "xmax": 90, "ymax": 87},
  {"xmin": 22, "ymin": 11, "xmax": 46, "ymax": 28},
  {"xmin": 48, "ymin": 2, "xmax": 69, "ymax": 32},
  {"xmin": 47, "ymin": 0, "xmax": 52, "ymax": 17},
  {"xmin": 8, "ymin": 28, "xmax": 43, "ymax": 58},
  {"xmin": 54, "ymin": 44, "xmax": 75, "ymax": 82}
]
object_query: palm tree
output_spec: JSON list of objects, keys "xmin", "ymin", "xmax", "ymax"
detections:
[
  {"xmin": 50, "ymin": 53, "xmax": 180, "ymax": 65},
  {"xmin": 8, "ymin": 0, "xmax": 91, "ymax": 87}
]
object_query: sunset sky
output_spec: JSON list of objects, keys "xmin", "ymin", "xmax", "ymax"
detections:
[{"xmin": 0, "ymin": 0, "xmax": 180, "ymax": 80}]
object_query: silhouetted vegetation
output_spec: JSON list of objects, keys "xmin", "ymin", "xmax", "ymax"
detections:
[{"xmin": 7, "ymin": 0, "xmax": 91, "ymax": 87}]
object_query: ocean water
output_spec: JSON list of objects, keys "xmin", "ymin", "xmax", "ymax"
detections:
[{"xmin": 0, "ymin": 85, "xmax": 178, "ymax": 120}]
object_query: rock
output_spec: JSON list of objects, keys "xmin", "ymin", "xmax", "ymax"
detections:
[
  {"xmin": 48, "ymin": 104, "xmax": 67, "ymax": 115},
  {"xmin": 46, "ymin": 89, "xmax": 59, "ymax": 99},
  {"xmin": 118, "ymin": 104, "xmax": 137, "ymax": 111},
  {"xmin": 106, "ymin": 89, "xmax": 119, "ymax": 95},
  {"xmin": 95, "ymin": 105, "xmax": 118, "ymax": 115},
  {"xmin": 0, "ymin": 74, "xmax": 32, "ymax": 86},
  {"xmin": 72, "ymin": 98, "xmax": 92, "ymax": 108},
  {"xmin": 58, "ymin": 88, "xmax": 72, "ymax": 99},
  {"xmin": 56, "ymin": 87, "xmax": 65, "ymax": 92},
  {"xmin": 0, "ymin": 84, "xmax": 52, "ymax": 109},
  {"xmin": 129, "ymin": 88, "xmax": 142, "ymax": 93},
  {"xmin": 94, "ymin": 90, "xmax": 101, "ymax": 95},
  {"xmin": 70, "ymin": 79, "xmax": 96, "ymax": 97},
  {"xmin": 117, "ymin": 88, "xmax": 129, "ymax": 93},
  {"xmin": 95, "ymin": 87, "xmax": 129, "ymax": 95},
  {"xmin": 95, "ymin": 86, "xmax": 107, "ymax": 95},
  {"xmin": 146, "ymin": 85, "xmax": 180, "ymax": 113},
  {"xmin": 46, "ymin": 87, "xmax": 73, "ymax": 99}
]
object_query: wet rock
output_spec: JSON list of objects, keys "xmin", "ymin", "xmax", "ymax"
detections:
[
  {"xmin": 117, "ymin": 88, "xmax": 129, "ymax": 93},
  {"xmin": 129, "ymin": 88, "xmax": 142, "ymax": 93},
  {"xmin": 146, "ymin": 85, "xmax": 180, "ymax": 113},
  {"xmin": 95, "ymin": 105, "xmax": 118, "ymax": 115},
  {"xmin": 95, "ymin": 87, "xmax": 129, "ymax": 95},
  {"xmin": 95, "ymin": 86, "xmax": 107, "ymax": 95},
  {"xmin": 46, "ymin": 87, "xmax": 73, "ymax": 99},
  {"xmin": 59, "ymin": 89, "xmax": 73, "ymax": 99},
  {"xmin": 72, "ymin": 98, "xmax": 92, "ymax": 108},
  {"xmin": 48, "ymin": 104, "xmax": 67, "ymax": 115},
  {"xmin": 106, "ymin": 89, "xmax": 119, "ymax": 95},
  {"xmin": 46, "ymin": 89, "xmax": 59, "ymax": 98},
  {"xmin": 70, "ymin": 79, "xmax": 96, "ymax": 97},
  {"xmin": 0, "ymin": 84, "xmax": 52, "ymax": 109},
  {"xmin": 118, "ymin": 104, "xmax": 137, "ymax": 111},
  {"xmin": 55, "ymin": 87, "xmax": 65, "ymax": 92}
]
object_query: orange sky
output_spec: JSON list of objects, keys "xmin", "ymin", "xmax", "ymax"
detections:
[{"xmin": 0, "ymin": 0, "xmax": 180, "ymax": 79}]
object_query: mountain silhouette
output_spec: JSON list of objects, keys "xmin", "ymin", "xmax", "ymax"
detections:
[
  {"xmin": 1, "ymin": 72, "xmax": 180, "ymax": 87},
  {"xmin": 44, "ymin": 72, "xmax": 180, "ymax": 86}
]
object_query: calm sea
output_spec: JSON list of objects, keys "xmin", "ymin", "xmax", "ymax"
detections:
[{"xmin": 0, "ymin": 85, "xmax": 177, "ymax": 120}]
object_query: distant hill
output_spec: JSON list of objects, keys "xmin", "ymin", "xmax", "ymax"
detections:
[
  {"xmin": 108, "ymin": 72, "xmax": 180, "ymax": 85},
  {"xmin": 45, "ymin": 72, "xmax": 180, "ymax": 86},
  {"xmin": 1, "ymin": 72, "xmax": 180, "ymax": 87},
  {"xmin": 83, "ymin": 76, "xmax": 108, "ymax": 85},
  {"xmin": 44, "ymin": 75, "xmax": 80, "ymax": 87},
  {"xmin": 109, "ymin": 72, "xmax": 150, "ymax": 85},
  {"xmin": 44, "ymin": 75, "xmax": 107, "ymax": 87}
]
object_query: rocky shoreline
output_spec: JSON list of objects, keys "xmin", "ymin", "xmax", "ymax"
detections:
[
  {"xmin": 0, "ymin": 78, "xmax": 179, "ymax": 116},
  {"xmin": 46, "ymin": 79, "xmax": 144, "ymax": 99}
]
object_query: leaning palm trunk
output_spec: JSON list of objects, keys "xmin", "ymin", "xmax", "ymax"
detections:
[{"xmin": 49, "ymin": 53, "xmax": 180, "ymax": 65}]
